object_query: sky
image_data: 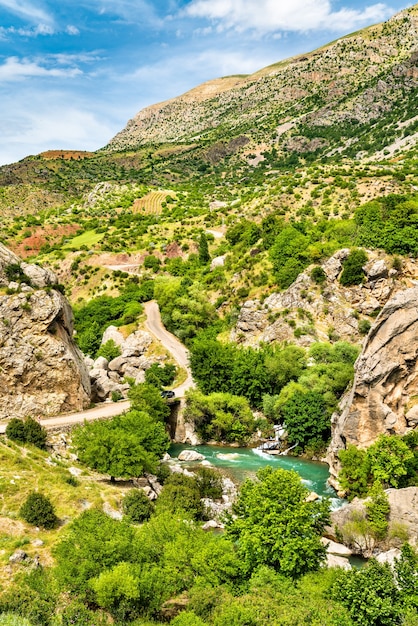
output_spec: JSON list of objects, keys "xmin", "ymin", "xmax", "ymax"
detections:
[{"xmin": 0, "ymin": 0, "xmax": 413, "ymax": 166}]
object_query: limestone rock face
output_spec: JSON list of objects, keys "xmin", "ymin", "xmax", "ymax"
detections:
[
  {"xmin": 88, "ymin": 328, "xmax": 153, "ymax": 401},
  {"xmin": 0, "ymin": 242, "xmax": 57, "ymax": 287},
  {"xmin": 327, "ymin": 286, "xmax": 418, "ymax": 482},
  {"xmin": 328, "ymin": 487, "xmax": 418, "ymax": 552},
  {"xmin": 0, "ymin": 288, "xmax": 91, "ymax": 420},
  {"xmin": 230, "ymin": 249, "xmax": 405, "ymax": 348}
]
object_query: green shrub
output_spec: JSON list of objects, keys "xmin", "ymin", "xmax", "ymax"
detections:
[
  {"xmin": 171, "ymin": 612, "xmax": 207, "ymax": 626},
  {"xmin": 145, "ymin": 362, "xmax": 177, "ymax": 387},
  {"xmin": 4, "ymin": 263, "xmax": 26, "ymax": 283},
  {"xmin": 0, "ymin": 615, "xmax": 33, "ymax": 626},
  {"xmin": 339, "ymin": 249, "xmax": 367, "ymax": 286},
  {"xmin": 310, "ymin": 266, "xmax": 327, "ymax": 284},
  {"xmin": 155, "ymin": 473, "xmax": 204, "ymax": 519},
  {"xmin": 23, "ymin": 418, "xmax": 47, "ymax": 449},
  {"xmin": 60, "ymin": 600, "xmax": 105, "ymax": 626},
  {"xmin": 194, "ymin": 466, "xmax": 223, "ymax": 499},
  {"xmin": 96, "ymin": 339, "xmax": 121, "ymax": 362},
  {"xmin": 143, "ymin": 255, "xmax": 161, "ymax": 272},
  {"xmin": 5, "ymin": 418, "xmax": 26, "ymax": 443},
  {"xmin": 155, "ymin": 462, "xmax": 171, "ymax": 484},
  {"xmin": 20, "ymin": 492, "xmax": 57, "ymax": 529},
  {"xmin": 358, "ymin": 318, "xmax": 372, "ymax": 335},
  {"xmin": 5, "ymin": 417, "xmax": 47, "ymax": 449},
  {"xmin": 122, "ymin": 489, "xmax": 154, "ymax": 523}
]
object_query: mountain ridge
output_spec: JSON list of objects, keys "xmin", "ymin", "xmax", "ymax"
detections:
[{"xmin": 107, "ymin": 4, "xmax": 418, "ymax": 155}]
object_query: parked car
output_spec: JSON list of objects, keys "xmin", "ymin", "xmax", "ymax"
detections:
[{"xmin": 161, "ymin": 390, "xmax": 175, "ymax": 399}]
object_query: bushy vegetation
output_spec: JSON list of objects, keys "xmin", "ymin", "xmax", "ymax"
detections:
[
  {"xmin": 355, "ymin": 194, "xmax": 418, "ymax": 256},
  {"xmin": 185, "ymin": 390, "xmax": 257, "ymax": 444},
  {"xmin": 226, "ymin": 467, "xmax": 330, "ymax": 578},
  {"xmin": 190, "ymin": 339, "xmax": 358, "ymax": 451},
  {"xmin": 2, "ymin": 19, "xmax": 418, "ymax": 625},
  {"xmin": 74, "ymin": 280, "xmax": 153, "ymax": 356},
  {"xmin": 6, "ymin": 417, "xmax": 47, "ymax": 449},
  {"xmin": 72, "ymin": 404, "xmax": 170, "ymax": 481},
  {"xmin": 145, "ymin": 362, "xmax": 177, "ymax": 388},
  {"xmin": 19, "ymin": 492, "xmax": 57, "ymax": 529},
  {"xmin": 339, "ymin": 249, "xmax": 368, "ymax": 286},
  {"xmin": 338, "ymin": 433, "xmax": 417, "ymax": 499},
  {"xmin": 122, "ymin": 489, "xmax": 154, "ymax": 523}
]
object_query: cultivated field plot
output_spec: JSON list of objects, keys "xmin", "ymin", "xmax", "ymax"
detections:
[{"xmin": 133, "ymin": 190, "xmax": 176, "ymax": 215}]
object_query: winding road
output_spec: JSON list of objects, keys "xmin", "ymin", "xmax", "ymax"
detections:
[{"xmin": 0, "ymin": 301, "xmax": 194, "ymax": 434}]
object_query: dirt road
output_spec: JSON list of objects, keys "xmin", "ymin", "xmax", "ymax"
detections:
[
  {"xmin": 0, "ymin": 302, "xmax": 194, "ymax": 434},
  {"xmin": 144, "ymin": 300, "xmax": 195, "ymax": 397},
  {"xmin": 0, "ymin": 400, "xmax": 130, "ymax": 435}
]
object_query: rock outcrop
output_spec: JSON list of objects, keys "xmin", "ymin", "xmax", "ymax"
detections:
[
  {"xmin": 327, "ymin": 487, "xmax": 418, "ymax": 555},
  {"xmin": 327, "ymin": 286, "xmax": 418, "ymax": 483},
  {"xmin": 86, "ymin": 326, "xmax": 153, "ymax": 401},
  {"xmin": 0, "ymin": 286, "xmax": 91, "ymax": 420},
  {"xmin": 231, "ymin": 249, "xmax": 405, "ymax": 348},
  {"xmin": 0, "ymin": 243, "xmax": 57, "ymax": 288}
]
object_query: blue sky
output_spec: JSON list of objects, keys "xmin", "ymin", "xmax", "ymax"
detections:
[{"xmin": 0, "ymin": 0, "xmax": 413, "ymax": 166}]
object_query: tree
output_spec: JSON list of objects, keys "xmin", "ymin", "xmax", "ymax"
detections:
[
  {"xmin": 53, "ymin": 509, "xmax": 136, "ymax": 598},
  {"xmin": 20, "ymin": 492, "xmax": 57, "ymax": 529},
  {"xmin": 22, "ymin": 417, "xmax": 47, "ymax": 449},
  {"xmin": 145, "ymin": 363, "xmax": 176, "ymax": 387},
  {"xmin": 280, "ymin": 390, "xmax": 330, "ymax": 450},
  {"xmin": 143, "ymin": 255, "xmax": 161, "ymax": 272},
  {"xmin": 225, "ymin": 467, "xmax": 329, "ymax": 578},
  {"xmin": 198, "ymin": 232, "xmax": 210, "ymax": 264},
  {"xmin": 311, "ymin": 265, "xmax": 327, "ymax": 284},
  {"xmin": 5, "ymin": 418, "xmax": 26, "ymax": 443},
  {"xmin": 89, "ymin": 562, "xmax": 141, "ymax": 621},
  {"xmin": 72, "ymin": 410, "xmax": 169, "ymax": 481},
  {"xmin": 365, "ymin": 482, "xmax": 390, "ymax": 541},
  {"xmin": 367, "ymin": 435, "xmax": 413, "ymax": 488},
  {"xmin": 155, "ymin": 473, "xmax": 204, "ymax": 519},
  {"xmin": 96, "ymin": 339, "xmax": 121, "ymax": 361},
  {"xmin": 338, "ymin": 445, "xmax": 370, "ymax": 499},
  {"xmin": 128, "ymin": 383, "xmax": 170, "ymax": 422},
  {"xmin": 184, "ymin": 390, "xmax": 256, "ymax": 444},
  {"xmin": 395, "ymin": 544, "xmax": 418, "ymax": 609}
]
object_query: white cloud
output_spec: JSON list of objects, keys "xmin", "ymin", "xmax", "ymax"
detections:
[
  {"xmin": 184, "ymin": 0, "xmax": 393, "ymax": 33},
  {"xmin": 87, "ymin": 0, "xmax": 162, "ymax": 25},
  {"xmin": 0, "ymin": 95, "xmax": 116, "ymax": 165},
  {"xmin": 0, "ymin": 0, "xmax": 53, "ymax": 24},
  {"xmin": 123, "ymin": 48, "xmax": 272, "ymax": 104},
  {"xmin": 0, "ymin": 57, "xmax": 82, "ymax": 81},
  {"xmin": 66, "ymin": 25, "xmax": 80, "ymax": 35},
  {"xmin": 0, "ymin": 23, "xmax": 54, "ymax": 37}
]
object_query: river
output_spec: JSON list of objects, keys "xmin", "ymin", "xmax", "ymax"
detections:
[{"xmin": 169, "ymin": 443, "xmax": 344, "ymax": 509}]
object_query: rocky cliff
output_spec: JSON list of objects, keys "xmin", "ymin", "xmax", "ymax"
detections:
[
  {"xmin": 231, "ymin": 250, "xmax": 414, "ymax": 348},
  {"xmin": 0, "ymin": 244, "xmax": 91, "ymax": 420},
  {"xmin": 327, "ymin": 285, "xmax": 418, "ymax": 484}
]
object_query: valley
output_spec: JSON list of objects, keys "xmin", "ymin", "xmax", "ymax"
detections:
[{"xmin": 0, "ymin": 4, "xmax": 418, "ymax": 625}]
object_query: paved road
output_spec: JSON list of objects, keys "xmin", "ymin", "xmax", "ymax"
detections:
[{"xmin": 0, "ymin": 301, "xmax": 194, "ymax": 433}]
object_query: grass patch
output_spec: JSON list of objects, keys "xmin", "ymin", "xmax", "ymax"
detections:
[
  {"xmin": 0, "ymin": 437, "xmax": 132, "ymax": 567},
  {"xmin": 63, "ymin": 230, "xmax": 105, "ymax": 250}
]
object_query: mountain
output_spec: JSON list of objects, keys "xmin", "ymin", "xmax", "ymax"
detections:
[{"xmin": 108, "ymin": 5, "xmax": 418, "ymax": 161}]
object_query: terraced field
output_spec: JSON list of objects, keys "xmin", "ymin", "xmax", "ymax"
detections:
[{"xmin": 133, "ymin": 190, "xmax": 176, "ymax": 215}]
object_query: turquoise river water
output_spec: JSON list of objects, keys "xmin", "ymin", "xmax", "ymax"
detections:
[{"xmin": 169, "ymin": 443, "xmax": 344, "ymax": 509}]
